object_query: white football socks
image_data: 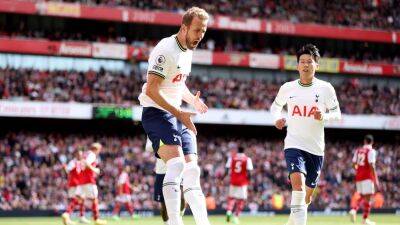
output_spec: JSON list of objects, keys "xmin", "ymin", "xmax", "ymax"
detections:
[
  {"xmin": 182, "ymin": 161, "xmax": 210, "ymax": 225},
  {"xmin": 286, "ymin": 213, "xmax": 295, "ymax": 225},
  {"xmin": 290, "ymin": 191, "xmax": 307, "ymax": 225},
  {"xmin": 162, "ymin": 157, "xmax": 185, "ymax": 225}
]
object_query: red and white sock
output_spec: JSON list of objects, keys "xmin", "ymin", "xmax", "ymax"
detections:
[
  {"xmin": 234, "ymin": 199, "xmax": 245, "ymax": 217},
  {"xmin": 363, "ymin": 200, "xmax": 371, "ymax": 219},
  {"xmin": 92, "ymin": 200, "xmax": 99, "ymax": 220},
  {"xmin": 125, "ymin": 202, "xmax": 134, "ymax": 215},
  {"xmin": 79, "ymin": 201, "xmax": 85, "ymax": 217},
  {"xmin": 353, "ymin": 196, "xmax": 364, "ymax": 212},
  {"xmin": 226, "ymin": 197, "xmax": 236, "ymax": 213},
  {"xmin": 113, "ymin": 202, "xmax": 121, "ymax": 216},
  {"xmin": 66, "ymin": 198, "xmax": 78, "ymax": 214}
]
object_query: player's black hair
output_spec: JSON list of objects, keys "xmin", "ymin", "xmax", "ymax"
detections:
[
  {"xmin": 296, "ymin": 44, "xmax": 320, "ymax": 63},
  {"xmin": 364, "ymin": 134, "xmax": 374, "ymax": 144},
  {"xmin": 238, "ymin": 146, "xmax": 244, "ymax": 153}
]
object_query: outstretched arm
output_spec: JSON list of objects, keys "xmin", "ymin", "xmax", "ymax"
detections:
[{"xmin": 183, "ymin": 85, "xmax": 208, "ymax": 114}]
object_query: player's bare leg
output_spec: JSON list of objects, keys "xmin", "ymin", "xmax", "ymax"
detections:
[
  {"xmin": 305, "ymin": 187, "xmax": 315, "ymax": 206},
  {"xmin": 182, "ymin": 154, "xmax": 210, "ymax": 225},
  {"xmin": 158, "ymin": 145, "xmax": 185, "ymax": 225},
  {"xmin": 286, "ymin": 172, "xmax": 307, "ymax": 225},
  {"xmin": 362, "ymin": 194, "xmax": 375, "ymax": 225}
]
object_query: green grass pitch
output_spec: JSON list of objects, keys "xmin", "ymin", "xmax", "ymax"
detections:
[{"xmin": 1, "ymin": 215, "xmax": 399, "ymax": 225}]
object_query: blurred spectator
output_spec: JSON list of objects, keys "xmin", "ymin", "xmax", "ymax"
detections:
[
  {"xmin": 0, "ymin": 29, "xmax": 398, "ymax": 64},
  {"xmin": 1, "ymin": 68, "xmax": 400, "ymax": 115},
  {"xmin": 30, "ymin": 0, "xmax": 400, "ymax": 30}
]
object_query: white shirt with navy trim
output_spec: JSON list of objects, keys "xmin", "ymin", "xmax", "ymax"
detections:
[
  {"xmin": 139, "ymin": 34, "xmax": 193, "ymax": 110},
  {"xmin": 271, "ymin": 78, "xmax": 340, "ymax": 156}
]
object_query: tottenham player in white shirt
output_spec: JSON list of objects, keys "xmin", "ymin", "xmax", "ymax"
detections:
[
  {"xmin": 138, "ymin": 7, "xmax": 210, "ymax": 225},
  {"xmin": 270, "ymin": 44, "xmax": 341, "ymax": 225}
]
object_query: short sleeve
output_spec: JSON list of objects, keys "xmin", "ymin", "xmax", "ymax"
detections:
[
  {"xmin": 225, "ymin": 157, "xmax": 232, "ymax": 168},
  {"xmin": 273, "ymin": 83, "xmax": 289, "ymax": 107},
  {"xmin": 118, "ymin": 173, "xmax": 128, "ymax": 185},
  {"xmin": 66, "ymin": 160, "xmax": 76, "ymax": 172},
  {"xmin": 352, "ymin": 149, "xmax": 358, "ymax": 163},
  {"xmin": 325, "ymin": 84, "xmax": 339, "ymax": 110},
  {"xmin": 85, "ymin": 152, "xmax": 96, "ymax": 165},
  {"xmin": 147, "ymin": 44, "xmax": 173, "ymax": 79},
  {"xmin": 368, "ymin": 149, "xmax": 376, "ymax": 164},
  {"xmin": 246, "ymin": 158, "xmax": 254, "ymax": 170}
]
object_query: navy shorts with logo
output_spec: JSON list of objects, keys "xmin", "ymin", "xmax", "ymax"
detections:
[
  {"xmin": 154, "ymin": 173, "xmax": 165, "ymax": 203},
  {"xmin": 284, "ymin": 148, "xmax": 324, "ymax": 188},
  {"xmin": 141, "ymin": 107, "xmax": 197, "ymax": 158}
]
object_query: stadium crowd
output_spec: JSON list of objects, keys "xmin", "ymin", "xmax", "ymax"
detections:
[
  {"xmin": 0, "ymin": 68, "xmax": 399, "ymax": 115},
  {"xmin": 32, "ymin": 0, "xmax": 400, "ymax": 30},
  {"xmin": 0, "ymin": 132, "xmax": 398, "ymax": 211},
  {"xmin": 1, "ymin": 29, "xmax": 399, "ymax": 64}
]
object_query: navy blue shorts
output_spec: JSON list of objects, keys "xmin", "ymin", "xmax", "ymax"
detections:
[
  {"xmin": 154, "ymin": 173, "xmax": 165, "ymax": 203},
  {"xmin": 284, "ymin": 148, "xmax": 324, "ymax": 188},
  {"xmin": 141, "ymin": 107, "xmax": 197, "ymax": 158}
]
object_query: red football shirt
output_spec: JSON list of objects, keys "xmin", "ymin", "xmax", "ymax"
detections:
[
  {"xmin": 80, "ymin": 151, "xmax": 97, "ymax": 185},
  {"xmin": 353, "ymin": 145, "xmax": 376, "ymax": 182},
  {"xmin": 66, "ymin": 159, "xmax": 82, "ymax": 187},
  {"xmin": 117, "ymin": 171, "xmax": 132, "ymax": 194},
  {"xmin": 226, "ymin": 153, "xmax": 253, "ymax": 186}
]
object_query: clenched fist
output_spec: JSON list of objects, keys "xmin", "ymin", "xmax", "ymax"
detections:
[{"xmin": 275, "ymin": 118, "xmax": 286, "ymax": 130}]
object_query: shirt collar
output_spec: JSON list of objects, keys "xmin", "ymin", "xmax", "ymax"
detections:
[{"xmin": 174, "ymin": 35, "xmax": 187, "ymax": 52}]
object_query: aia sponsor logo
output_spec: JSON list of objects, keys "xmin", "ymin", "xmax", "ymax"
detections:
[
  {"xmin": 172, "ymin": 74, "xmax": 187, "ymax": 83},
  {"xmin": 292, "ymin": 105, "xmax": 317, "ymax": 117}
]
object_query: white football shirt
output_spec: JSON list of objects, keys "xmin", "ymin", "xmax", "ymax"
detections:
[
  {"xmin": 271, "ymin": 78, "xmax": 341, "ymax": 156},
  {"xmin": 139, "ymin": 34, "xmax": 193, "ymax": 110}
]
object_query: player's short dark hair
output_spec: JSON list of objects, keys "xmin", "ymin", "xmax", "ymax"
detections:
[
  {"xmin": 296, "ymin": 44, "xmax": 320, "ymax": 63},
  {"xmin": 364, "ymin": 134, "xmax": 374, "ymax": 144},
  {"xmin": 238, "ymin": 146, "xmax": 244, "ymax": 153}
]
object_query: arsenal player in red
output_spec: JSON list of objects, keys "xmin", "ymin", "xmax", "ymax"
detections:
[
  {"xmin": 79, "ymin": 143, "xmax": 107, "ymax": 225},
  {"xmin": 349, "ymin": 135, "xmax": 379, "ymax": 225},
  {"xmin": 225, "ymin": 146, "xmax": 253, "ymax": 224},
  {"xmin": 112, "ymin": 165, "xmax": 136, "ymax": 220},
  {"xmin": 62, "ymin": 150, "xmax": 84, "ymax": 225}
]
